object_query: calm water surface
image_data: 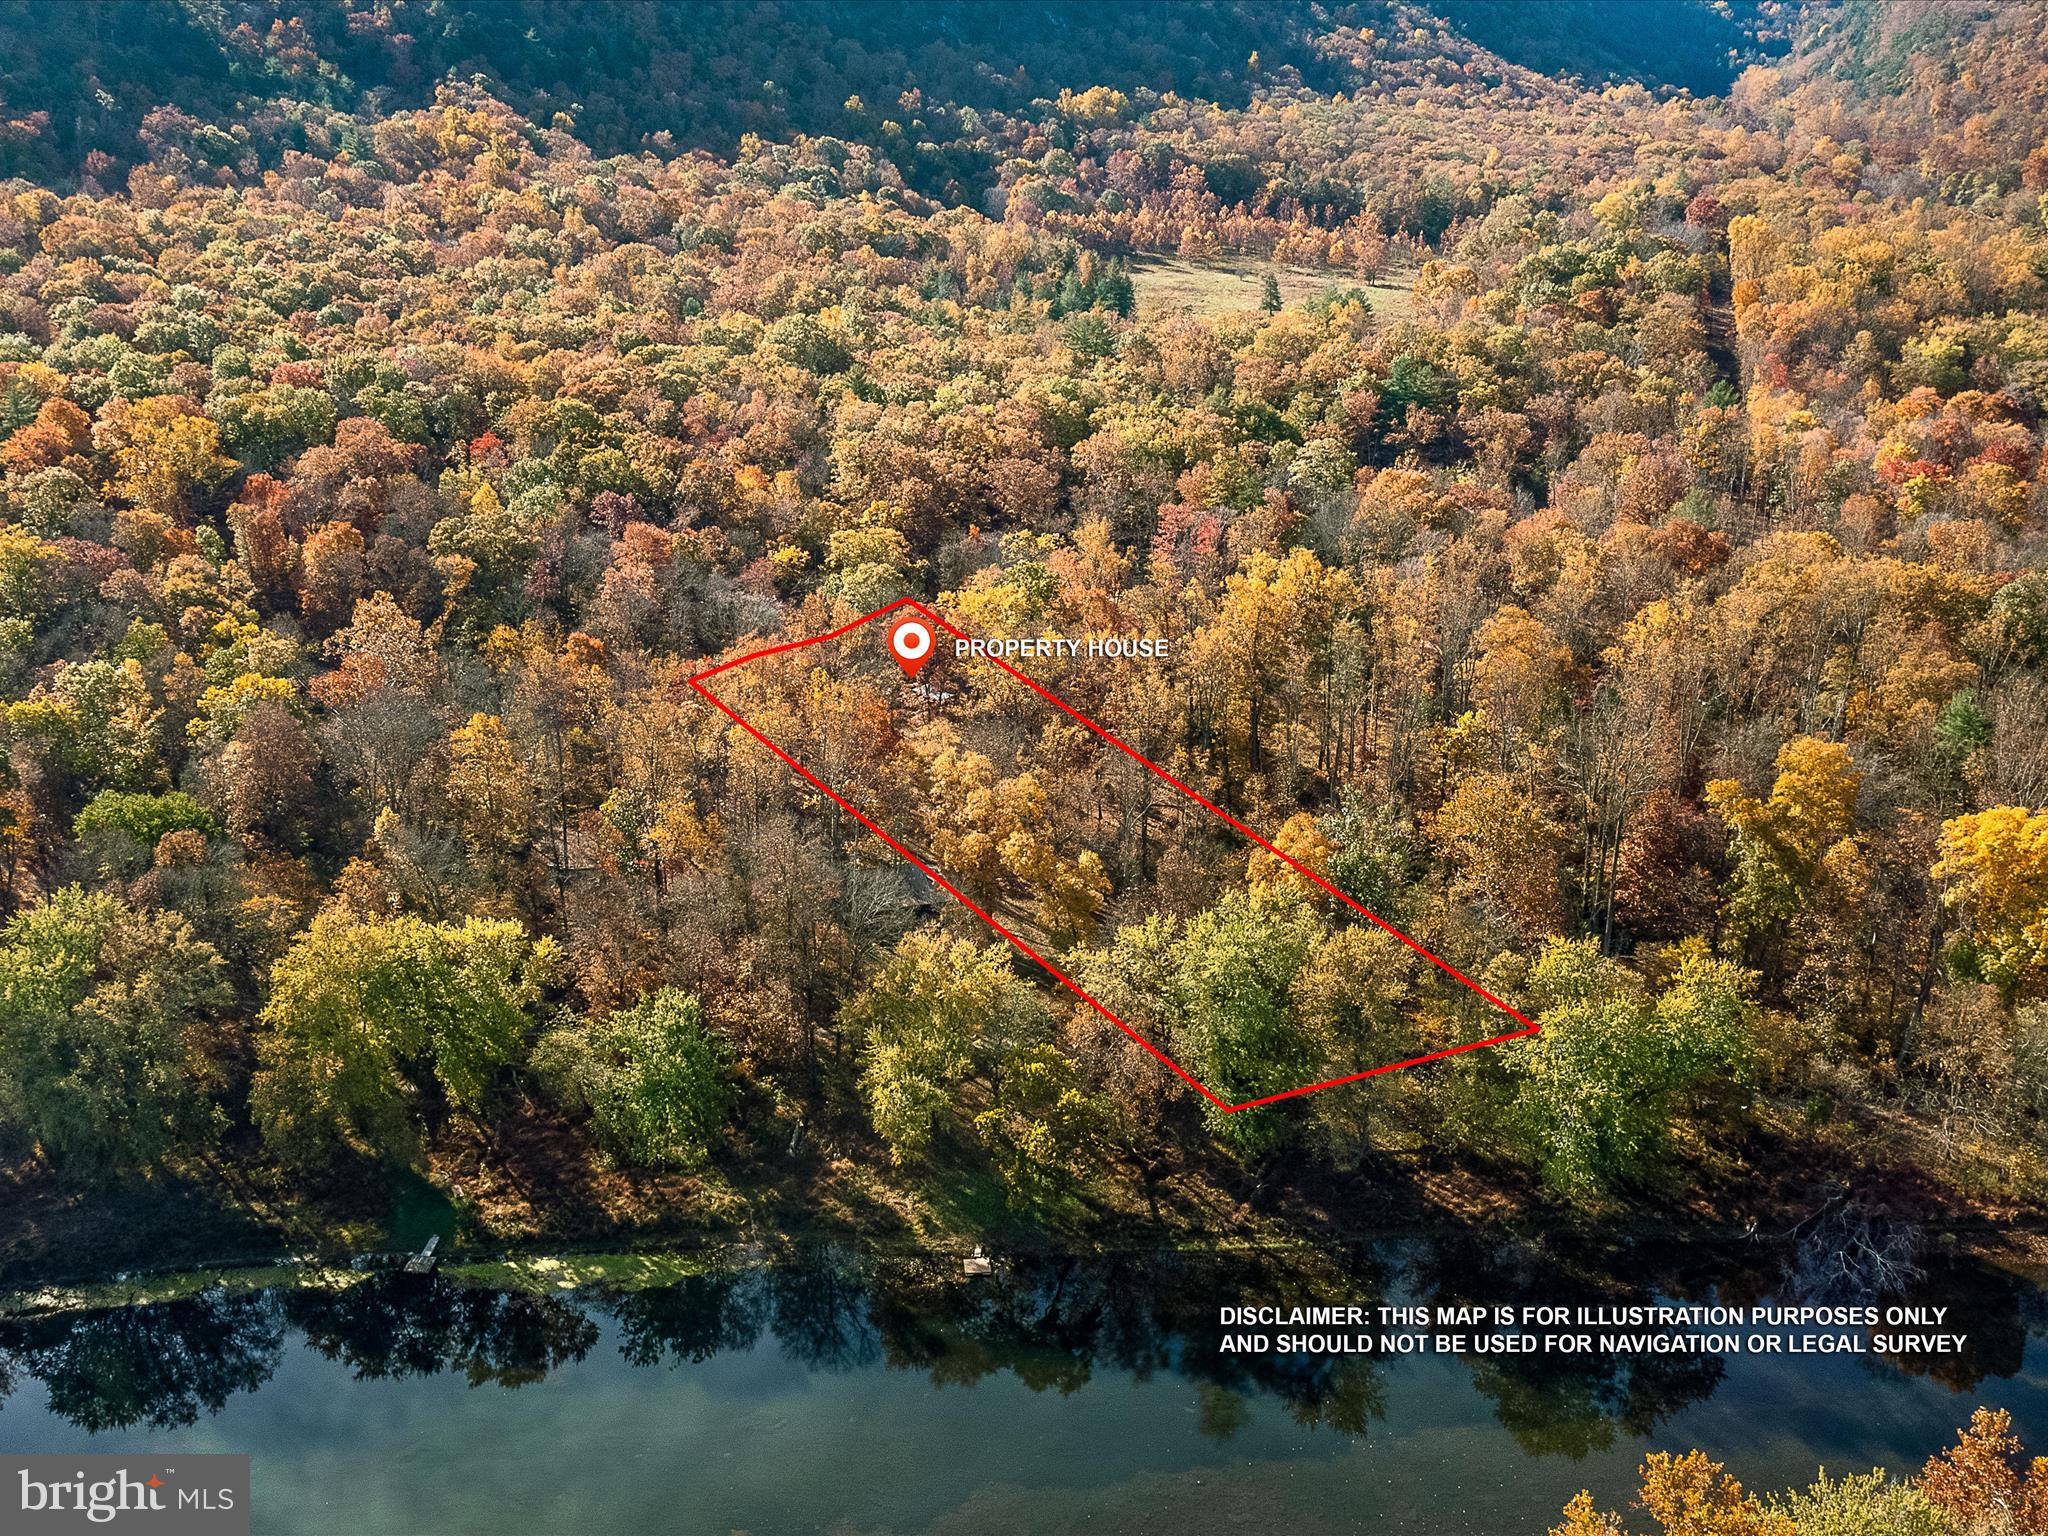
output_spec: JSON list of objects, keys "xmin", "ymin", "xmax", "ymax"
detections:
[{"xmin": 2, "ymin": 1241, "xmax": 2043, "ymax": 1535}]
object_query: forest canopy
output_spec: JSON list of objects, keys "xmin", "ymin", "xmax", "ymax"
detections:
[{"xmin": 0, "ymin": 0, "xmax": 2045, "ymax": 1265}]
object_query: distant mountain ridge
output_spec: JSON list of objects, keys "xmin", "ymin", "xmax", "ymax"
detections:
[{"xmin": 0, "ymin": 0, "xmax": 1802, "ymax": 188}]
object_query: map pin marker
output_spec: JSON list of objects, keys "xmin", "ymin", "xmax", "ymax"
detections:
[{"xmin": 889, "ymin": 617, "xmax": 934, "ymax": 680}]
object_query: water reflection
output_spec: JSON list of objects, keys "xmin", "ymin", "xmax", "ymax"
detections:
[
  {"xmin": 1405, "ymin": 1235, "xmax": 1730, "ymax": 1458},
  {"xmin": 2, "ymin": 1290, "xmax": 281, "ymax": 1431},
  {"xmin": 283, "ymin": 1272, "xmax": 599, "ymax": 1387},
  {"xmin": 1884, "ymin": 1259, "xmax": 2048, "ymax": 1393},
  {"xmin": 1, "ymin": 1237, "xmax": 2041, "ymax": 1453},
  {"xmin": 611, "ymin": 1268, "xmax": 764, "ymax": 1368}
]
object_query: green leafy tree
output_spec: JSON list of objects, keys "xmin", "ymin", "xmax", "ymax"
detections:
[
  {"xmin": 0, "ymin": 525, "xmax": 62, "ymax": 634},
  {"xmin": 1168, "ymin": 891, "xmax": 1323, "ymax": 1153},
  {"xmin": 73, "ymin": 789, "xmax": 218, "ymax": 875},
  {"xmin": 973, "ymin": 1043, "xmax": 1107, "ymax": 1207},
  {"xmin": 1508, "ymin": 937, "xmax": 1758, "ymax": 1195},
  {"xmin": 6, "ymin": 657, "xmax": 165, "ymax": 796},
  {"xmin": 1291, "ymin": 926, "xmax": 1419, "ymax": 1073},
  {"xmin": 251, "ymin": 908, "xmax": 559, "ymax": 1166},
  {"xmin": 766, "ymin": 312, "xmax": 851, "ymax": 374},
  {"xmin": 1072, "ymin": 894, "xmax": 1330, "ymax": 1152},
  {"xmin": 211, "ymin": 384, "xmax": 337, "ymax": 472},
  {"xmin": 0, "ymin": 887, "xmax": 227, "ymax": 1180},
  {"xmin": 533, "ymin": 988, "xmax": 729, "ymax": 1168},
  {"xmin": 845, "ymin": 931, "xmax": 1042, "ymax": 1162},
  {"xmin": 1769, "ymin": 1469, "xmax": 1956, "ymax": 1536}
]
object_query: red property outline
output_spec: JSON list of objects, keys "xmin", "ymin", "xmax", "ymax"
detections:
[{"xmin": 687, "ymin": 598, "xmax": 1538, "ymax": 1111}]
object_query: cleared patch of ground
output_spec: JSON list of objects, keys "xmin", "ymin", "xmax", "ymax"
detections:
[{"xmin": 1129, "ymin": 255, "xmax": 1416, "ymax": 322}]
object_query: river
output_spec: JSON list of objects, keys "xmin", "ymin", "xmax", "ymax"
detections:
[{"xmin": 2, "ymin": 1239, "xmax": 2043, "ymax": 1534}]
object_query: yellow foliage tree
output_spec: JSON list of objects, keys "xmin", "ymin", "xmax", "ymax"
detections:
[
  {"xmin": 1707, "ymin": 737, "xmax": 1862, "ymax": 959},
  {"xmin": 1429, "ymin": 771, "xmax": 1565, "ymax": 938},
  {"xmin": 1249, "ymin": 810, "xmax": 1334, "ymax": 902},
  {"xmin": 112, "ymin": 397, "xmax": 233, "ymax": 520},
  {"xmin": 1934, "ymin": 805, "xmax": 2048, "ymax": 998},
  {"xmin": 447, "ymin": 713, "xmax": 533, "ymax": 870},
  {"xmin": 1471, "ymin": 603, "xmax": 1571, "ymax": 752},
  {"xmin": 923, "ymin": 745, "xmax": 1108, "ymax": 943},
  {"xmin": 1553, "ymin": 1452, "xmax": 1793, "ymax": 1536}
]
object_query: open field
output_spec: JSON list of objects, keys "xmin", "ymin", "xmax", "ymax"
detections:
[{"xmin": 1129, "ymin": 255, "xmax": 1417, "ymax": 321}]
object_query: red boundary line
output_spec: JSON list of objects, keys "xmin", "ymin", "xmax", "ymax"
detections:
[{"xmin": 687, "ymin": 598, "xmax": 1538, "ymax": 1112}]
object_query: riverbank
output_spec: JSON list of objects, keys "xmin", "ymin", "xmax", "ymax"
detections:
[{"xmin": 6, "ymin": 1081, "xmax": 2045, "ymax": 1315}]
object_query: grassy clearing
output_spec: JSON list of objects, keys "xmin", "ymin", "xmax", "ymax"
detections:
[
  {"xmin": 2, "ymin": 1249, "xmax": 733, "ymax": 1319},
  {"xmin": 440, "ymin": 1249, "xmax": 725, "ymax": 1294},
  {"xmin": 1129, "ymin": 255, "xmax": 1415, "ymax": 322},
  {"xmin": 0, "ymin": 1262, "xmax": 366, "ymax": 1319}
]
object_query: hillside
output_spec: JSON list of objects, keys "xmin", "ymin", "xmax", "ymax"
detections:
[{"xmin": 0, "ymin": 0, "xmax": 2043, "ymax": 1307}]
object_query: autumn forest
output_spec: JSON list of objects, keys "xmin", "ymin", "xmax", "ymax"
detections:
[{"xmin": 0, "ymin": 0, "xmax": 2045, "ymax": 1415}]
